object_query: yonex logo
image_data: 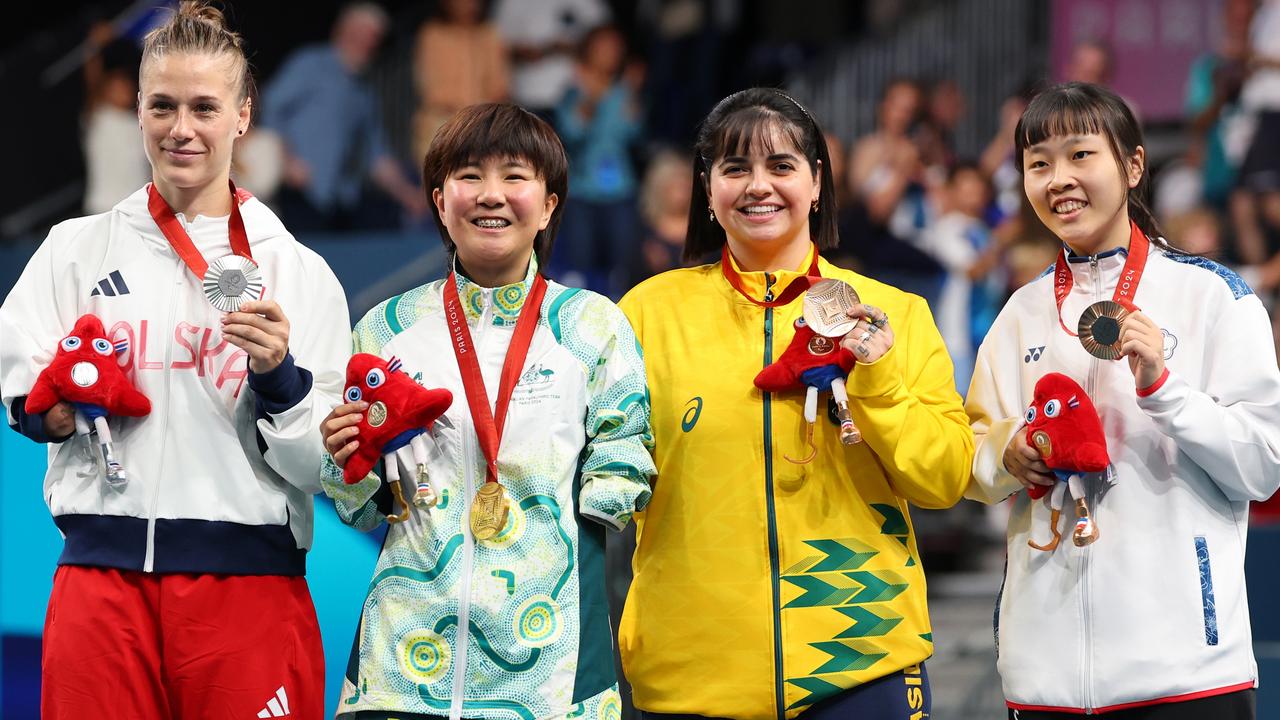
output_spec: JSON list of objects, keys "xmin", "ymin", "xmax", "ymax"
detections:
[
  {"xmin": 89, "ymin": 270, "xmax": 130, "ymax": 297},
  {"xmin": 1024, "ymin": 346, "xmax": 1045, "ymax": 363},
  {"xmin": 256, "ymin": 686, "xmax": 290, "ymax": 717}
]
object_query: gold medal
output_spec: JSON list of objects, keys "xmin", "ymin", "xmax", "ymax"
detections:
[
  {"xmin": 1077, "ymin": 301, "xmax": 1129, "ymax": 360},
  {"xmin": 802, "ymin": 279, "xmax": 860, "ymax": 337},
  {"xmin": 367, "ymin": 401, "xmax": 388, "ymax": 428},
  {"xmin": 470, "ymin": 482, "xmax": 509, "ymax": 540}
]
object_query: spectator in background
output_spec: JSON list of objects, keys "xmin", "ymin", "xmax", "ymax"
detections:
[
  {"xmin": 81, "ymin": 22, "xmax": 149, "ymax": 215},
  {"xmin": 1064, "ymin": 38, "xmax": 1113, "ymax": 86},
  {"xmin": 916, "ymin": 163, "xmax": 1005, "ymax": 391},
  {"xmin": 1183, "ymin": 0, "xmax": 1255, "ymax": 211},
  {"xmin": 494, "ymin": 0, "xmax": 608, "ymax": 117},
  {"xmin": 1235, "ymin": 0, "xmax": 1280, "ymax": 280},
  {"xmin": 847, "ymin": 77, "xmax": 945, "ymax": 302},
  {"xmin": 630, "ymin": 149, "xmax": 692, "ymax": 288},
  {"xmin": 231, "ymin": 126, "xmax": 284, "ymax": 203},
  {"xmin": 411, "ymin": 0, "xmax": 509, "ymax": 162},
  {"xmin": 980, "ymin": 87, "xmax": 1033, "ymax": 223},
  {"xmin": 261, "ymin": 2, "xmax": 426, "ymax": 232},
  {"xmin": 916, "ymin": 78, "xmax": 965, "ymax": 184},
  {"xmin": 553, "ymin": 25, "xmax": 643, "ymax": 296}
]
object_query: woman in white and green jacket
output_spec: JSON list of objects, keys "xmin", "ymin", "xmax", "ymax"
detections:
[{"xmin": 319, "ymin": 104, "xmax": 655, "ymax": 720}]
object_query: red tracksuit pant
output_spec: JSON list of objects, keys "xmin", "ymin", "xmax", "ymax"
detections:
[{"xmin": 41, "ymin": 565, "xmax": 324, "ymax": 720}]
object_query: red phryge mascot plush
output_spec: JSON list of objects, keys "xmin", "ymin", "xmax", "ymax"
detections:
[
  {"xmin": 1022, "ymin": 372, "xmax": 1111, "ymax": 551},
  {"xmin": 754, "ymin": 317, "xmax": 861, "ymax": 463},
  {"xmin": 25, "ymin": 314, "xmax": 150, "ymax": 487},
  {"xmin": 343, "ymin": 353, "xmax": 453, "ymax": 523}
]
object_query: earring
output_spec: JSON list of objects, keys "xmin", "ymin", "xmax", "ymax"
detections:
[
  {"xmin": 811, "ymin": 198, "xmax": 819, "ymax": 213},
  {"xmin": 237, "ymin": 129, "xmax": 245, "ymax": 136},
  {"xmin": 708, "ymin": 206, "xmax": 716, "ymax": 223}
]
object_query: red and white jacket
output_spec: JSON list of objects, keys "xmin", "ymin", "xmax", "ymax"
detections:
[
  {"xmin": 966, "ymin": 240, "xmax": 1280, "ymax": 713},
  {"xmin": 0, "ymin": 186, "xmax": 349, "ymax": 576}
]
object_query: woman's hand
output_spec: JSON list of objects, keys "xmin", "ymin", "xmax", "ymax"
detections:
[
  {"xmin": 838, "ymin": 304, "xmax": 894, "ymax": 363},
  {"xmin": 1003, "ymin": 430, "xmax": 1056, "ymax": 492},
  {"xmin": 321, "ymin": 400, "xmax": 369, "ymax": 468},
  {"xmin": 1119, "ymin": 310, "xmax": 1166, "ymax": 390},
  {"xmin": 44, "ymin": 401, "xmax": 77, "ymax": 439},
  {"xmin": 222, "ymin": 300, "xmax": 290, "ymax": 374}
]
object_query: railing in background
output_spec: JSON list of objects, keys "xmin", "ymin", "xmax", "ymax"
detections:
[{"xmin": 788, "ymin": 0, "xmax": 1050, "ymax": 158}]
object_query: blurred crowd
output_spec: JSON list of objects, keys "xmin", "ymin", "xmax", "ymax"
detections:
[{"xmin": 78, "ymin": 0, "xmax": 1280, "ymax": 398}]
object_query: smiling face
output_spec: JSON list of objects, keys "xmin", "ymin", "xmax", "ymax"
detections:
[
  {"xmin": 1022, "ymin": 132, "xmax": 1142, "ymax": 255},
  {"xmin": 432, "ymin": 156, "xmax": 559, "ymax": 285},
  {"xmin": 139, "ymin": 51, "xmax": 249, "ymax": 201},
  {"xmin": 705, "ymin": 123, "xmax": 820, "ymax": 260}
]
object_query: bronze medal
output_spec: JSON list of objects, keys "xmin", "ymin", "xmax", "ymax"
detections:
[
  {"xmin": 807, "ymin": 335, "xmax": 835, "ymax": 355},
  {"xmin": 1077, "ymin": 300, "xmax": 1129, "ymax": 360},
  {"xmin": 1031, "ymin": 429, "xmax": 1053, "ymax": 459},
  {"xmin": 470, "ymin": 482, "xmax": 509, "ymax": 540},
  {"xmin": 802, "ymin": 279, "xmax": 860, "ymax": 338}
]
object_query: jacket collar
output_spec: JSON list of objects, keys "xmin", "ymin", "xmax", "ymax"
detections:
[
  {"xmin": 453, "ymin": 253, "xmax": 540, "ymax": 326},
  {"xmin": 722, "ymin": 243, "xmax": 819, "ymax": 303}
]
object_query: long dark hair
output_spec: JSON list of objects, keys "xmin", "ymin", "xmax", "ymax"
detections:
[
  {"xmin": 1014, "ymin": 82, "xmax": 1173, "ymax": 250},
  {"xmin": 684, "ymin": 88, "xmax": 839, "ymax": 261}
]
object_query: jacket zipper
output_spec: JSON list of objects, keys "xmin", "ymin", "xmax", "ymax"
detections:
[
  {"xmin": 762, "ymin": 275, "xmax": 785, "ymax": 720},
  {"xmin": 1080, "ymin": 254, "xmax": 1101, "ymax": 713},
  {"xmin": 143, "ymin": 256, "xmax": 183, "ymax": 572},
  {"xmin": 451, "ymin": 289, "xmax": 491, "ymax": 720}
]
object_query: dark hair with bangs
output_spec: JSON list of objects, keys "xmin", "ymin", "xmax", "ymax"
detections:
[
  {"xmin": 685, "ymin": 88, "xmax": 839, "ymax": 261},
  {"xmin": 1014, "ymin": 82, "xmax": 1170, "ymax": 249},
  {"xmin": 423, "ymin": 103, "xmax": 568, "ymax": 269}
]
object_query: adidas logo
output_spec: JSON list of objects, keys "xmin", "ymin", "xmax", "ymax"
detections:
[
  {"xmin": 89, "ymin": 270, "xmax": 130, "ymax": 297},
  {"xmin": 256, "ymin": 686, "xmax": 291, "ymax": 718}
]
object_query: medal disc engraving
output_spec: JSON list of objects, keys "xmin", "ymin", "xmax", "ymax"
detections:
[
  {"xmin": 470, "ymin": 482, "xmax": 510, "ymax": 540},
  {"xmin": 802, "ymin": 279, "xmax": 861, "ymax": 337},
  {"xmin": 367, "ymin": 401, "xmax": 388, "ymax": 428},
  {"xmin": 203, "ymin": 255, "xmax": 262, "ymax": 312},
  {"xmin": 71, "ymin": 362, "xmax": 99, "ymax": 388},
  {"xmin": 807, "ymin": 335, "xmax": 835, "ymax": 355},
  {"xmin": 1078, "ymin": 301, "xmax": 1130, "ymax": 360}
]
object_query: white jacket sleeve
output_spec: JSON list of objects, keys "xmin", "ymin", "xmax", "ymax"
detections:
[
  {"xmin": 1136, "ymin": 293, "xmax": 1280, "ymax": 502},
  {"xmin": 964, "ymin": 311, "xmax": 1026, "ymax": 505},
  {"xmin": 256, "ymin": 250, "xmax": 351, "ymax": 495},
  {"xmin": 0, "ymin": 220, "xmax": 93, "ymax": 425}
]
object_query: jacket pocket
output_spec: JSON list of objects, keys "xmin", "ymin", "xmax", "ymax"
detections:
[{"xmin": 1195, "ymin": 536, "xmax": 1219, "ymax": 646}]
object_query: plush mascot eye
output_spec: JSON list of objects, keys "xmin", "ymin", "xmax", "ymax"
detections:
[
  {"xmin": 1024, "ymin": 406, "xmax": 1037, "ymax": 424},
  {"xmin": 1044, "ymin": 399, "xmax": 1061, "ymax": 418},
  {"xmin": 61, "ymin": 336, "xmax": 82, "ymax": 351},
  {"xmin": 365, "ymin": 368, "xmax": 386, "ymax": 388},
  {"xmin": 345, "ymin": 386, "xmax": 363, "ymax": 403},
  {"xmin": 92, "ymin": 338, "xmax": 112, "ymax": 355}
]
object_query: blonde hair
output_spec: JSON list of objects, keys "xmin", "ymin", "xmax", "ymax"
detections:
[{"xmin": 141, "ymin": 1, "xmax": 254, "ymax": 107}]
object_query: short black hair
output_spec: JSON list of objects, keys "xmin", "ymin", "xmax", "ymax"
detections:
[{"xmin": 422, "ymin": 103, "xmax": 569, "ymax": 269}]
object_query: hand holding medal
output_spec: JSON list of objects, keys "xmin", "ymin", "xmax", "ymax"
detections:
[
  {"xmin": 221, "ymin": 299, "xmax": 292, "ymax": 373},
  {"xmin": 838, "ymin": 303, "xmax": 894, "ymax": 364}
]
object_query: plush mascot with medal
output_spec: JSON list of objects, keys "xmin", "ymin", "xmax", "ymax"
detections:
[
  {"xmin": 342, "ymin": 354, "xmax": 453, "ymax": 523},
  {"xmin": 25, "ymin": 314, "xmax": 151, "ymax": 487},
  {"xmin": 1022, "ymin": 372, "xmax": 1111, "ymax": 551}
]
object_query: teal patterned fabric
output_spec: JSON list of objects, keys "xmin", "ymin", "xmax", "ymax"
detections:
[{"xmin": 322, "ymin": 260, "xmax": 653, "ymax": 719}]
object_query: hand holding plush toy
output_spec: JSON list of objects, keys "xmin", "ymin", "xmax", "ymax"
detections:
[
  {"xmin": 342, "ymin": 354, "xmax": 452, "ymax": 523},
  {"xmin": 1022, "ymin": 372, "xmax": 1110, "ymax": 551},
  {"xmin": 755, "ymin": 318, "xmax": 860, "ymax": 464},
  {"xmin": 25, "ymin": 314, "xmax": 150, "ymax": 487}
]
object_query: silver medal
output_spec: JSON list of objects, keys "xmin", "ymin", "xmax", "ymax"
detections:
[
  {"xmin": 802, "ymin": 279, "xmax": 861, "ymax": 338},
  {"xmin": 203, "ymin": 255, "xmax": 262, "ymax": 312}
]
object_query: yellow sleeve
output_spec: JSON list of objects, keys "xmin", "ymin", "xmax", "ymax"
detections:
[{"xmin": 844, "ymin": 295, "xmax": 975, "ymax": 508}]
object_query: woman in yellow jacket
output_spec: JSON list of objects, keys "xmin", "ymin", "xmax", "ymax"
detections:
[{"xmin": 617, "ymin": 88, "xmax": 974, "ymax": 720}]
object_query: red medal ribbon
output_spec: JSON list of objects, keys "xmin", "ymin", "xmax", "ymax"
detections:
[
  {"xmin": 147, "ymin": 180, "xmax": 252, "ymax": 279},
  {"xmin": 443, "ymin": 271, "xmax": 548, "ymax": 485},
  {"xmin": 720, "ymin": 245, "xmax": 821, "ymax": 306},
  {"xmin": 1052, "ymin": 220, "xmax": 1150, "ymax": 336}
]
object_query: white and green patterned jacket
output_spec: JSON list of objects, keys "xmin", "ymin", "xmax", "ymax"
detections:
[{"xmin": 323, "ymin": 259, "xmax": 654, "ymax": 720}]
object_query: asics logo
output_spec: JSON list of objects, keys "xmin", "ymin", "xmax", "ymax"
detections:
[{"xmin": 681, "ymin": 397, "xmax": 703, "ymax": 432}]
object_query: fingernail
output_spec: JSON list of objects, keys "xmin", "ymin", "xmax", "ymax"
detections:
[{"xmin": 353, "ymin": 415, "xmax": 362, "ymax": 422}]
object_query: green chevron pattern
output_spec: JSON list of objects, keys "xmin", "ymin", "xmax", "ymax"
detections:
[
  {"xmin": 784, "ymin": 676, "xmax": 845, "ymax": 711},
  {"xmin": 782, "ymin": 570, "xmax": 909, "ymax": 608},
  {"xmin": 782, "ymin": 538, "xmax": 879, "ymax": 575},
  {"xmin": 808, "ymin": 639, "xmax": 889, "ymax": 673},
  {"xmin": 833, "ymin": 604, "xmax": 904, "ymax": 638}
]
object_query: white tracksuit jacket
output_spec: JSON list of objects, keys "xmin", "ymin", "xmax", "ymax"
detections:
[
  {"xmin": 0, "ymin": 186, "xmax": 349, "ymax": 575},
  {"xmin": 965, "ymin": 240, "xmax": 1280, "ymax": 713}
]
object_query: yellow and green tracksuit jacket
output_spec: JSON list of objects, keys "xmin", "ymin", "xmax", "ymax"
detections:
[{"xmin": 616, "ymin": 247, "xmax": 974, "ymax": 720}]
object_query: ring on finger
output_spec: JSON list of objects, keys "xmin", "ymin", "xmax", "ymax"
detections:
[{"xmin": 857, "ymin": 330, "xmax": 873, "ymax": 344}]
